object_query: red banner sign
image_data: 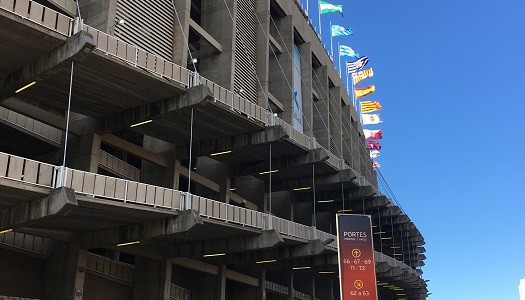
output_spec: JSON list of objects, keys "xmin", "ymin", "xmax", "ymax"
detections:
[{"xmin": 336, "ymin": 214, "xmax": 378, "ymax": 300}]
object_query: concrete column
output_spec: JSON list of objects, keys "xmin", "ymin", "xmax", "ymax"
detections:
[
  {"xmin": 78, "ymin": 0, "xmax": 117, "ymax": 32},
  {"xmin": 133, "ymin": 256, "xmax": 172, "ymax": 300},
  {"xmin": 195, "ymin": 157, "xmax": 228, "ymax": 202},
  {"xmin": 312, "ymin": 66, "xmax": 330, "ymax": 150},
  {"xmin": 255, "ymin": 0, "xmax": 270, "ymax": 108},
  {"xmin": 217, "ymin": 265, "xmax": 227, "ymax": 300},
  {"xmin": 200, "ymin": 0, "xmax": 237, "ymax": 90},
  {"xmin": 173, "ymin": 0, "xmax": 191, "ymax": 66},
  {"xmin": 66, "ymin": 133, "xmax": 101, "ymax": 173},
  {"xmin": 310, "ymin": 276, "xmax": 316, "ymax": 300},
  {"xmin": 257, "ymin": 270, "xmax": 267, "ymax": 300},
  {"xmin": 299, "ymin": 42, "xmax": 313, "ymax": 138},
  {"xmin": 45, "ymin": 241, "xmax": 88, "ymax": 300},
  {"xmin": 142, "ymin": 136, "xmax": 173, "ymax": 188},
  {"xmin": 269, "ymin": 16, "xmax": 293, "ymax": 122},
  {"xmin": 287, "ymin": 272, "xmax": 294, "ymax": 300},
  {"xmin": 341, "ymin": 106, "xmax": 354, "ymax": 166},
  {"xmin": 329, "ymin": 86, "xmax": 342, "ymax": 157}
]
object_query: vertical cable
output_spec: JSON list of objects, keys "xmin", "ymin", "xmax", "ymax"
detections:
[
  {"xmin": 377, "ymin": 207, "xmax": 382, "ymax": 253},
  {"xmin": 340, "ymin": 182, "xmax": 344, "ymax": 212},
  {"xmin": 172, "ymin": 0, "xmax": 197, "ymax": 72},
  {"xmin": 187, "ymin": 108, "xmax": 194, "ymax": 197},
  {"xmin": 62, "ymin": 61, "xmax": 74, "ymax": 184},
  {"xmin": 312, "ymin": 164, "xmax": 316, "ymax": 227},
  {"xmin": 269, "ymin": 143, "xmax": 272, "ymax": 215}
]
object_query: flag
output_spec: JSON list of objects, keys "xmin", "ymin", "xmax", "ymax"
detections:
[
  {"xmin": 331, "ymin": 25, "xmax": 353, "ymax": 37},
  {"xmin": 339, "ymin": 45, "xmax": 359, "ymax": 58},
  {"xmin": 366, "ymin": 140, "xmax": 381, "ymax": 150},
  {"xmin": 361, "ymin": 113, "xmax": 381, "ymax": 125},
  {"xmin": 364, "ymin": 129, "xmax": 382, "ymax": 139},
  {"xmin": 355, "ymin": 85, "xmax": 375, "ymax": 99},
  {"xmin": 346, "ymin": 56, "xmax": 369, "ymax": 74},
  {"xmin": 360, "ymin": 101, "xmax": 382, "ymax": 113},
  {"xmin": 370, "ymin": 150, "xmax": 380, "ymax": 158},
  {"xmin": 320, "ymin": 1, "xmax": 343, "ymax": 15},
  {"xmin": 352, "ymin": 68, "xmax": 374, "ymax": 85},
  {"xmin": 372, "ymin": 161, "xmax": 381, "ymax": 169}
]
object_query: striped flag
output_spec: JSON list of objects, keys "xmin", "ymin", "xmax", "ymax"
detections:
[
  {"xmin": 372, "ymin": 161, "xmax": 381, "ymax": 169},
  {"xmin": 332, "ymin": 25, "xmax": 353, "ymax": 37},
  {"xmin": 360, "ymin": 101, "xmax": 382, "ymax": 113},
  {"xmin": 339, "ymin": 45, "xmax": 359, "ymax": 58},
  {"xmin": 346, "ymin": 56, "xmax": 369, "ymax": 74},
  {"xmin": 361, "ymin": 113, "xmax": 381, "ymax": 125},
  {"xmin": 366, "ymin": 140, "xmax": 381, "ymax": 150},
  {"xmin": 370, "ymin": 150, "xmax": 380, "ymax": 158},
  {"xmin": 320, "ymin": 1, "xmax": 343, "ymax": 15},
  {"xmin": 364, "ymin": 129, "xmax": 382, "ymax": 140},
  {"xmin": 352, "ymin": 68, "xmax": 374, "ymax": 85},
  {"xmin": 355, "ymin": 85, "xmax": 375, "ymax": 99}
]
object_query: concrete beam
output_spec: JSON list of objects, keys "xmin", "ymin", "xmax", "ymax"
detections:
[
  {"xmin": 100, "ymin": 133, "xmax": 169, "ymax": 167},
  {"xmin": 188, "ymin": 18, "xmax": 223, "ymax": 53},
  {"xmin": 270, "ymin": 168, "xmax": 357, "ymax": 192},
  {"xmin": 80, "ymin": 210, "xmax": 203, "ymax": 248},
  {"xmin": 0, "ymin": 187, "xmax": 77, "ymax": 230},
  {"xmin": 168, "ymin": 230, "xmax": 284, "ymax": 257},
  {"xmin": 48, "ymin": 0, "xmax": 78, "ymax": 16},
  {"xmin": 1, "ymin": 97, "xmax": 83, "ymax": 135},
  {"xmin": 176, "ymin": 125, "xmax": 289, "ymax": 160},
  {"xmin": 0, "ymin": 31, "xmax": 96, "ymax": 100},
  {"xmin": 229, "ymin": 148, "xmax": 329, "ymax": 177},
  {"xmin": 99, "ymin": 84, "xmax": 213, "ymax": 133}
]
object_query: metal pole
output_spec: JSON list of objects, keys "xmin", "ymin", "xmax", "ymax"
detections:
[
  {"xmin": 340, "ymin": 182, "xmax": 344, "ymax": 211},
  {"xmin": 330, "ymin": 21, "xmax": 333, "ymax": 58},
  {"xmin": 338, "ymin": 42, "xmax": 341, "ymax": 76},
  {"xmin": 312, "ymin": 164, "xmax": 316, "ymax": 227},
  {"xmin": 269, "ymin": 143, "xmax": 272, "ymax": 215},
  {"xmin": 61, "ymin": 61, "xmax": 74, "ymax": 185},
  {"xmin": 187, "ymin": 108, "xmax": 194, "ymax": 198},
  {"xmin": 318, "ymin": 0, "xmax": 322, "ymax": 38}
]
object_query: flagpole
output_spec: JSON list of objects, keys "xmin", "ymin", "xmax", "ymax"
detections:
[
  {"xmin": 330, "ymin": 21, "xmax": 333, "ymax": 58},
  {"xmin": 338, "ymin": 41, "xmax": 341, "ymax": 76},
  {"xmin": 306, "ymin": 0, "xmax": 309, "ymax": 15},
  {"xmin": 318, "ymin": 0, "xmax": 322, "ymax": 38}
]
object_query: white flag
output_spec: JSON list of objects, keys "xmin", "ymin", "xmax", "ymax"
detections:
[
  {"xmin": 361, "ymin": 113, "xmax": 382, "ymax": 125},
  {"xmin": 370, "ymin": 150, "xmax": 380, "ymax": 158}
]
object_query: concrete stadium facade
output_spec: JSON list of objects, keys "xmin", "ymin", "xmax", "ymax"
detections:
[{"xmin": 0, "ymin": 0, "xmax": 427, "ymax": 299}]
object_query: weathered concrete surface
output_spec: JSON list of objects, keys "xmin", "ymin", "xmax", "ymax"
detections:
[
  {"xmin": 99, "ymin": 84, "xmax": 213, "ymax": 132},
  {"xmin": 0, "ymin": 31, "xmax": 96, "ymax": 99},
  {"xmin": 168, "ymin": 229, "xmax": 284, "ymax": 257},
  {"xmin": 0, "ymin": 187, "xmax": 77, "ymax": 230},
  {"xmin": 80, "ymin": 209, "xmax": 203, "ymax": 248}
]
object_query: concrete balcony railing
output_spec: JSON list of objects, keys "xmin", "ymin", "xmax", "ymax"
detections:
[
  {"xmin": 0, "ymin": 0, "xmax": 377, "ymax": 183},
  {"xmin": 0, "ymin": 149, "xmax": 416, "ymax": 273},
  {"xmin": 0, "ymin": 231, "xmax": 49, "ymax": 256},
  {"xmin": 85, "ymin": 252, "xmax": 135, "ymax": 283},
  {"xmin": 0, "ymin": 107, "xmax": 63, "ymax": 145},
  {"xmin": 99, "ymin": 150, "xmax": 141, "ymax": 181},
  {"xmin": 170, "ymin": 284, "xmax": 191, "ymax": 300}
]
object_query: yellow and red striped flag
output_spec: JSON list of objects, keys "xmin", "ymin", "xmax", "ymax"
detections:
[
  {"xmin": 360, "ymin": 101, "xmax": 382, "ymax": 113},
  {"xmin": 352, "ymin": 68, "xmax": 374, "ymax": 85},
  {"xmin": 355, "ymin": 85, "xmax": 375, "ymax": 99}
]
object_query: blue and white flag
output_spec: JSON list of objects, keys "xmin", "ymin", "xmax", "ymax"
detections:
[
  {"xmin": 339, "ymin": 45, "xmax": 360, "ymax": 58},
  {"xmin": 331, "ymin": 25, "xmax": 353, "ymax": 37},
  {"xmin": 346, "ymin": 56, "xmax": 369, "ymax": 74}
]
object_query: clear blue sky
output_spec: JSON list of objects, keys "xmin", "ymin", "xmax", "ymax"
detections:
[{"xmin": 300, "ymin": 0, "xmax": 525, "ymax": 299}]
